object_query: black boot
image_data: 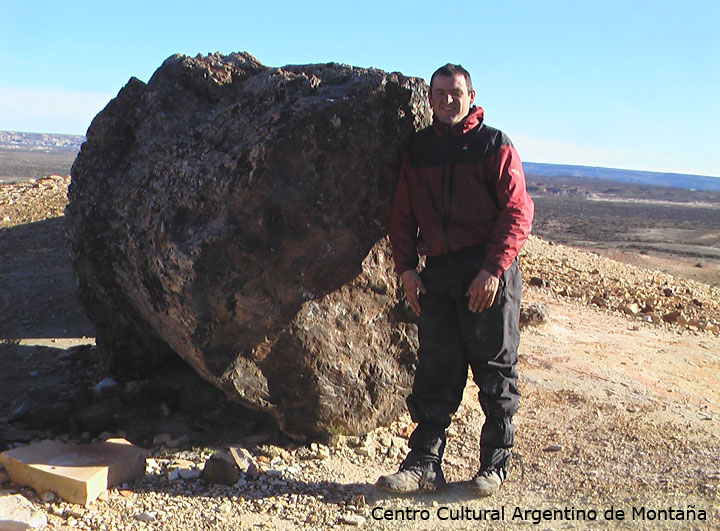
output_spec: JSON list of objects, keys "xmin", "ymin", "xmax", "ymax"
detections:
[{"xmin": 376, "ymin": 452, "xmax": 446, "ymax": 493}]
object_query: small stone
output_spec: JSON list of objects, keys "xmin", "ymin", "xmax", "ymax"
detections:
[
  {"xmin": 621, "ymin": 303, "xmax": 641, "ymax": 315},
  {"xmin": 543, "ymin": 444, "xmax": 563, "ymax": 452},
  {"xmin": 66, "ymin": 507, "xmax": 84, "ymax": 519},
  {"xmin": 391, "ymin": 437, "xmax": 407, "ymax": 449},
  {"xmin": 134, "ymin": 511, "xmax": 156, "ymax": 523},
  {"xmin": 93, "ymin": 377, "xmax": 118, "ymax": 393},
  {"xmin": 354, "ymin": 447, "xmax": 371, "ymax": 457},
  {"xmin": 40, "ymin": 491, "xmax": 56, "ymax": 502},
  {"xmin": 145, "ymin": 458, "xmax": 161, "ymax": 473},
  {"xmin": 520, "ymin": 302, "xmax": 549, "ymax": 327},
  {"xmin": 591, "ymin": 295, "xmax": 607, "ymax": 307},
  {"xmin": 662, "ymin": 310, "xmax": 682, "ymax": 323},
  {"xmin": 245, "ymin": 462, "xmax": 260, "ymax": 479},
  {"xmin": 314, "ymin": 445, "xmax": 331, "ymax": 460},
  {"xmin": 705, "ymin": 323, "xmax": 719, "ymax": 333},
  {"xmin": 340, "ymin": 514, "xmax": 366, "ymax": 526},
  {"xmin": 202, "ymin": 453, "xmax": 239, "ymax": 485},
  {"xmin": 178, "ymin": 468, "xmax": 201, "ymax": 479},
  {"xmin": 350, "ymin": 494, "xmax": 366, "ymax": 509}
]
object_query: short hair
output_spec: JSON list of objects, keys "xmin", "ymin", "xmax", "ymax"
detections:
[{"xmin": 430, "ymin": 63, "xmax": 473, "ymax": 93}]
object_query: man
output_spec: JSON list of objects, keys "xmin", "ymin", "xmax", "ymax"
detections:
[{"xmin": 377, "ymin": 64, "xmax": 534, "ymax": 496}]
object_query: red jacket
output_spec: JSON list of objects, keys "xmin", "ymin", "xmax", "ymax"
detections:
[{"xmin": 389, "ymin": 106, "xmax": 534, "ymax": 277}]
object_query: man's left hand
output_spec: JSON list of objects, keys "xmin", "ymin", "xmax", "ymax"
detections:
[{"xmin": 466, "ymin": 269, "xmax": 499, "ymax": 313}]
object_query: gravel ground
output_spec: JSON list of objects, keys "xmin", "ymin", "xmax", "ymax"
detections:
[{"xmin": 1, "ymin": 177, "xmax": 719, "ymax": 529}]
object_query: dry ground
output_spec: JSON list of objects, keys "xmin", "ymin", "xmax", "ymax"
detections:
[{"xmin": 1, "ymin": 177, "xmax": 719, "ymax": 529}]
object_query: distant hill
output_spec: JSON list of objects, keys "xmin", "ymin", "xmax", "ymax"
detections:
[
  {"xmin": 523, "ymin": 162, "xmax": 720, "ymax": 193},
  {"xmin": 0, "ymin": 130, "xmax": 84, "ymax": 151},
  {"xmin": 2, "ymin": 131, "xmax": 719, "ymax": 193},
  {"xmin": 0, "ymin": 131, "xmax": 83, "ymax": 182}
]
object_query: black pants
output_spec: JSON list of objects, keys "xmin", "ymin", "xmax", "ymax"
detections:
[{"xmin": 406, "ymin": 246, "xmax": 521, "ymax": 470}]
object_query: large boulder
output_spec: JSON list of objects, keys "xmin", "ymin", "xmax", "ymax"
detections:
[{"xmin": 66, "ymin": 52, "xmax": 430, "ymax": 440}]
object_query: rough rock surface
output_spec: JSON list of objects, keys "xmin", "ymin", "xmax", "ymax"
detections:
[{"xmin": 66, "ymin": 52, "xmax": 431, "ymax": 441}]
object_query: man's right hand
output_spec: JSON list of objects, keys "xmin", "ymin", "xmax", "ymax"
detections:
[{"xmin": 400, "ymin": 270, "xmax": 426, "ymax": 316}]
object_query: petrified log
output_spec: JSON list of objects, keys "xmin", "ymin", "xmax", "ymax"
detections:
[{"xmin": 66, "ymin": 52, "xmax": 430, "ymax": 440}]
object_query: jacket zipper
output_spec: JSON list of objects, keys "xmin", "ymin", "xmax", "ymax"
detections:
[{"xmin": 440, "ymin": 161, "xmax": 453, "ymax": 255}]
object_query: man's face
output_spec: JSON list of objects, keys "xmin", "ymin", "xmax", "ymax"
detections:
[{"xmin": 429, "ymin": 73, "xmax": 475, "ymax": 126}]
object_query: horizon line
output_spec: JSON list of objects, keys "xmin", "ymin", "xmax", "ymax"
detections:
[{"xmin": 2, "ymin": 128, "xmax": 719, "ymax": 180}]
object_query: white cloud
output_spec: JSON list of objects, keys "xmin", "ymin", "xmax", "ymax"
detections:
[{"xmin": 0, "ymin": 87, "xmax": 115, "ymax": 135}]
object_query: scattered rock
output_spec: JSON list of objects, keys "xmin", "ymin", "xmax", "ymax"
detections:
[
  {"xmin": 178, "ymin": 467, "xmax": 201, "ymax": 479},
  {"xmin": 543, "ymin": 444, "xmax": 563, "ymax": 452},
  {"xmin": 520, "ymin": 237, "xmax": 720, "ymax": 336},
  {"xmin": 67, "ymin": 507, "xmax": 85, "ymax": 519},
  {"xmin": 134, "ymin": 511, "xmax": 156, "ymax": 523},
  {"xmin": 619, "ymin": 302, "xmax": 641, "ymax": 315},
  {"xmin": 202, "ymin": 452, "xmax": 239, "ymax": 485},
  {"xmin": 39, "ymin": 491, "xmax": 55, "ymax": 502},
  {"xmin": 591, "ymin": 295, "xmax": 607, "ymax": 307},
  {"xmin": 93, "ymin": 377, "xmax": 118, "ymax": 393},
  {"xmin": 167, "ymin": 459, "xmax": 198, "ymax": 481},
  {"xmin": 0, "ymin": 494, "xmax": 47, "ymax": 530},
  {"xmin": 350, "ymin": 494, "xmax": 366, "ymax": 509},
  {"xmin": 662, "ymin": 310, "xmax": 682, "ymax": 323},
  {"xmin": 339, "ymin": 514, "xmax": 366, "ymax": 526},
  {"xmin": 520, "ymin": 302, "xmax": 549, "ymax": 328}
]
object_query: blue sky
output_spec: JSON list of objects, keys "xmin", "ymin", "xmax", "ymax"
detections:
[{"xmin": 1, "ymin": 0, "xmax": 718, "ymax": 176}]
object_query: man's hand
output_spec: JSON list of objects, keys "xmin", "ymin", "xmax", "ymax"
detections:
[
  {"xmin": 466, "ymin": 269, "xmax": 499, "ymax": 313},
  {"xmin": 400, "ymin": 270, "xmax": 426, "ymax": 316}
]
